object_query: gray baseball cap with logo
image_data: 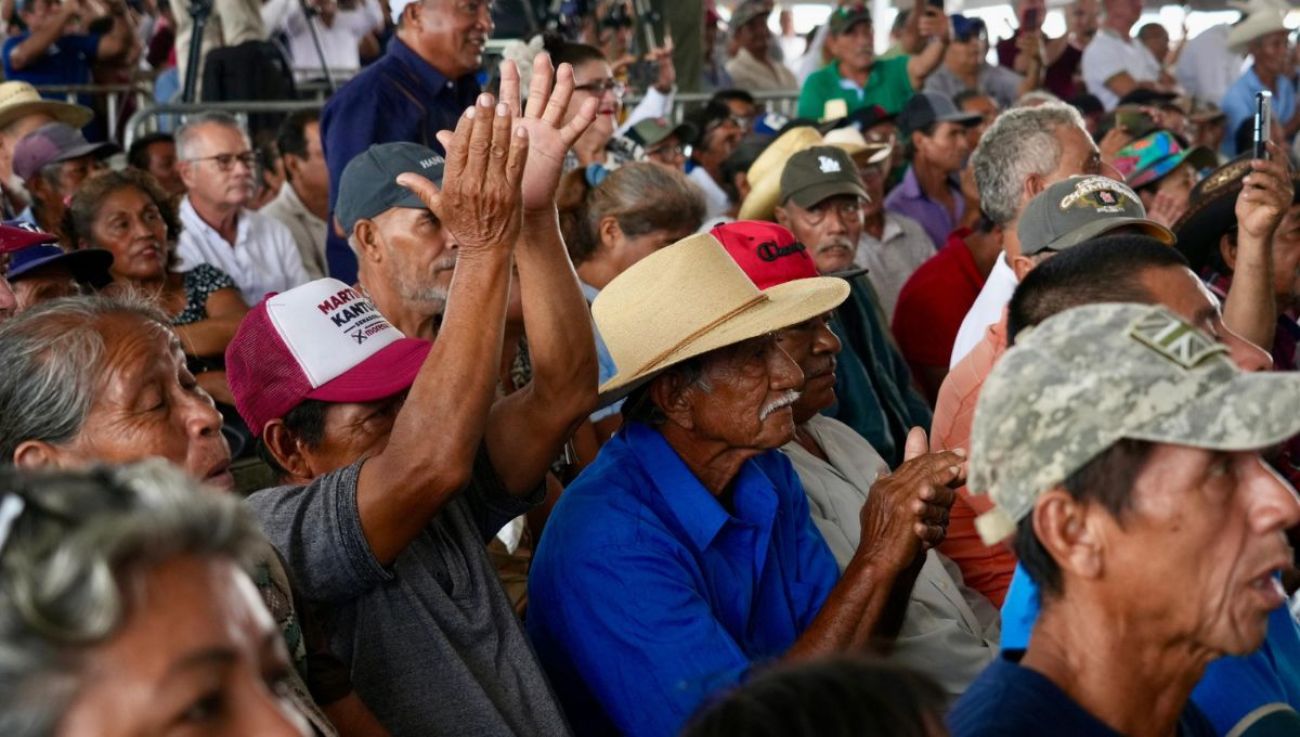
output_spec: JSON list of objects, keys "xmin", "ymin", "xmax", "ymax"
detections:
[
  {"xmin": 337, "ymin": 142, "xmax": 445, "ymax": 236},
  {"xmin": 779, "ymin": 145, "xmax": 869, "ymax": 210},
  {"xmin": 1018, "ymin": 176, "xmax": 1175, "ymax": 256},
  {"xmin": 969, "ymin": 302, "xmax": 1300, "ymax": 545}
]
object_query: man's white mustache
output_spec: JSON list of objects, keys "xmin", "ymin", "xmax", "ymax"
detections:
[{"xmin": 759, "ymin": 390, "xmax": 801, "ymax": 421}]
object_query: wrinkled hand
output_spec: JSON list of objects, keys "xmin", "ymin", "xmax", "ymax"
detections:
[
  {"xmin": 1236, "ymin": 141, "xmax": 1294, "ymax": 243},
  {"xmin": 1146, "ymin": 191, "xmax": 1187, "ymax": 228},
  {"xmin": 402, "ymin": 93, "xmax": 529, "ymax": 253},
  {"xmin": 459, "ymin": 55, "xmax": 598, "ymax": 213},
  {"xmin": 858, "ymin": 428, "xmax": 965, "ymax": 573},
  {"xmin": 918, "ymin": 8, "xmax": 950, "ymax": 42}
]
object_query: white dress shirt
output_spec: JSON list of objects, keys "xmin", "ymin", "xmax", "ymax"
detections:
[
  {"xmin": 950, "ymin": 252, "xmax": 1017, "ymax": 368},
  {"xmin": 686, "ymin": 165, "xmax": 732, "ymax": 220},
  {"xmin": 262, "ymin": 0, "xmax": 382, "ymax": 79},
  {"xmin": 1175, "ymin": 24, "xmax": 1245, "ymax": 107},
  {"xmin": 177, "ymin": 197, "xmax": 311, "ymax": 306},
  {"xmin": 783, "ymin": 414, "xmax": 1000, "ymax": 696},
  {"xmin": 1082, "ymin": 27, "xmax": 1163, "ymax": 110}
]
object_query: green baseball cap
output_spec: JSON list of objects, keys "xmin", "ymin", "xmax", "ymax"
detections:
[
  {"xmin": 1018, "ymin": 175, "xmax": 1175, "ymax": 256},
  {"xmin": 969, "ymin": 303, "xmax": 1300, "ymax": 545},
  {"xmin": 779, "ymin": 146, "xmax": 869, "ymax": 210},
  {"xmin": 626, "ymin": 118, "xmax": 698, "ymax": 149},
  {"xmin": 337, "ymin": 142, "xmax": 445, "ymax": 236},
  {"xmin": 829, "ymin": 3, "xmax": 871, "ymax": 34}
]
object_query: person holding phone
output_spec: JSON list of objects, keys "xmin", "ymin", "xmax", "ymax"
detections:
[
  {"xmin": 926, "ymin": 14, "xmax": 1037, "ymax": 110},
  {"xmin": 995, "ymin": 0, "xmax": 1083, "ymax": 100},
  {"xmin": 797, "ymin": 3, "xmax": 949, "ymax": 120}
]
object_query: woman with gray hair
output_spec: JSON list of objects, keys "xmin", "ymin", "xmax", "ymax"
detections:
[
  {"xmin": 0, "ymin": 461, "xmax": 310, "ymax": 737},
  {"xmin": 0, "ymin": 294, "xmax": 388, "ymax": 737}
]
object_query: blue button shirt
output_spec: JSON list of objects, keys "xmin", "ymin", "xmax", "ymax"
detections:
[
  {"xmin": 319, "ymin": 38, "xmax": 480, "ymax": 283},
  {"xmin": 1001, "ymin": 563, "xmax": 1300, "ymax": 735},
  {"xmin": 1222, "ymin": 67, "xmax": 1296, "ymax": 157},
  {"xmin": 883, "ymin": 166, "xmax": 964, "ymax": 250},
  {"xmin": 527, "ymin": 422, "xmax": 840, "ymax": 737}
]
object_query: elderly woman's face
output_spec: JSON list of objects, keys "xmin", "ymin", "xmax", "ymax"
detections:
[
  {"xmin": 89, "ymin": 185, "xmax": 169, "ymax": 284},
  {"xmin": 678, "ymin": 333, "xmax": 804, "ymax": 451},
  {"xmin": 52, "ymin": 313, "xmax": 232, "ymax": 489},
  {"xmin": 1090, "ymin": 445, "xmax": 1300, "ymax": 656},
  {"xmin": 58, "ymin": 555, "xmax": 310, "ymax": 737},
  {"xmin": 775, "ymin": 313, "xmax": 841, "ymax": 425}
]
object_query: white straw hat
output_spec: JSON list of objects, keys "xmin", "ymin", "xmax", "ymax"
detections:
[
  {"xmin": 0, "ymin": 82, "xmax": 92, "ymax": 131},
  {"xmin": 1227, "ymin": 9, "xmax": 1290, "ymax": 54},
  {"xmin": 593, "ymin": 232, "xmax": 850, "ymax": 406}
]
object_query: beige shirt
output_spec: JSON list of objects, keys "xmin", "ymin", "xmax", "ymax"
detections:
[
  {"xmin": 261, "ymin": 183, "xmax": 329, "ymax": 280},
  {"xmin": 725, "ymin": 48, "xmax": 799, "ymax": 92},
  {"xmin": 782, "ymin": 414, "xmax": 1000, "ymax": 696}
]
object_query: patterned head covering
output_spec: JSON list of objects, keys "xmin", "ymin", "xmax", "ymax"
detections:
[{"xmin": 969, "ymin": 303, "xmax": 1300, "ymax": 544}]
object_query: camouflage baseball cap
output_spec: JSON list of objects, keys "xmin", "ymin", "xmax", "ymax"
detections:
[
  {"xmin": 1018, "ymin": 175, "xmax": 1175, "ymax": 256},
  {"xmin": 969, "ymin": 303, "xmax": 1300, "ymax": 545}
]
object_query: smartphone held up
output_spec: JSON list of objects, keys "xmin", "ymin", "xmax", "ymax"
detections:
[{"xmin": 1254, "ymin": 90, "xmax": 1273, "ymax": 161}]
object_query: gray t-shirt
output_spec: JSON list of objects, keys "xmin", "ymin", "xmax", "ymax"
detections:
[{"xmin": 246, "ymin": 451, "xmax": 570, "ymax": 737}]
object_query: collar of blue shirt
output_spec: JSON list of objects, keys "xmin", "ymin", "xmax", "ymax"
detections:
[
  {"xmin": 896, "ymin": 165, "xmax": 961, "ymax": 201},
  {"xmin": 387, "ymin": 35, "xmax": 474, "ymax": 97},
  {"xmin": 624, "ymin": 422, "xmax": 780, "ymax": 555}
]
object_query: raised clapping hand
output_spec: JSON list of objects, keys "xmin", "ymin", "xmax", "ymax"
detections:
[
  {"xmin": 399, "ymin": 93, "xmax": 529, "ymax": 253},
  {"xmin": 858, "ymin": 427, "xmax": 966, "ymax": 573},
  {"xmin": 438, "ymin": 55, "xmax": 599, "ymax": 214},
  {"xmin": 1237, "ymin": 141, "xmax": 1295, "ymax": 243}
]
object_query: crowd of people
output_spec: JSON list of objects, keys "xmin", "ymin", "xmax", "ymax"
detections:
[{"xmin": 3, "ymin": 0, "xmax": 1300, "ymax": 736}]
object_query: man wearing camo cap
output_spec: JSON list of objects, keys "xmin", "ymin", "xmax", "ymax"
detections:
[{"xmin": 948, "ymin": 302, "xmax": 1300, "ymax": 737}]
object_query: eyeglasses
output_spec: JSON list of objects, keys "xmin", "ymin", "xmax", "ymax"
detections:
[
  {"xmin": 645, "ymin": 144, "xmax": 685, "ymax": 161},
  {"xmin": 186, "ymin": 151, "xmax": 256, "ymax": 172},
  {"xmin": 574, "ymin": 79, "xmax": 626, "ymax": 98},
  {"xmin": 799, "ymin": 198, "xmax": 864, "ymax": 226}
]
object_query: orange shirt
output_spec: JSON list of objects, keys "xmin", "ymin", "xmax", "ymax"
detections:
[{"xmin": 930, "ymin": 313, "xmax": 1018, "ymax": 606}]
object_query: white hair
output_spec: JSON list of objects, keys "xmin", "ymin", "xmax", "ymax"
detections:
[{"xmin": 972, "ymin": 103, "xmax": 1087, "ymax": 225}]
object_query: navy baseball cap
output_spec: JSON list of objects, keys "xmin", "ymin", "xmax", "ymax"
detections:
[
  {"xmin": 336, "ymin": 142, "xmax": 445, "ymax": 236},
  {"xmin": 7, "ymin": 243, "xmax": 113, "ymax": 287}
]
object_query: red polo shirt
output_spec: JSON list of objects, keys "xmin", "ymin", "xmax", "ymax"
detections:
[{"xmin": 891, "ymin": 228, "xmax": 987, "ymax": 402}]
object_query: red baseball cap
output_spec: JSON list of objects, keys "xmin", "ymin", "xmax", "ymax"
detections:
[
  {"xmin": 711, "ymin": 220, "xmax": 867, "ymax": 289},
  {"xmin": 225, "ymin": 279, "xmax": 431, "ymax": 437},
  {"xmin": 0, "ymin": 220, "xmax": 57, "ymax": 253}
]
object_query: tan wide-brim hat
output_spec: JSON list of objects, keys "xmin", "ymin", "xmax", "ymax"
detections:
[
  {"xmin": 593, "ymin": 232, "xmax": 850, "ymax": 407},
  {"xmin": 0, "ymin": 82, "xmax": 93, "ymax": 132},
  {"xmin": 1227, "ymin": 9, "xmax": 1290, "ymax": 54},
  {"xmin": 822, "ymin": 126, "xmax": 892, "ymax": 167},
  {"xmin": 739, "ymin": 125, "xmax": 889, "ymax": 222}
]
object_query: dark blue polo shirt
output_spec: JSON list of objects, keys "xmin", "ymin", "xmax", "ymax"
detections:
[{"xmin": 320, "ymin": 37, "xmax": 480, "ymax": 283}]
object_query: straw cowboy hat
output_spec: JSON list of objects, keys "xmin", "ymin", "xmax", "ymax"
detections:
[
  {"xmin": 592, "ymin": 232, "xmax": 850, "ymax": 406},
  {"xmin": 1227, "ymin": 8, "xmax": 1290, "ymax": 54},
  {"xmin": 0, "ymin": 81, "xmax": 93, "ymax": 132},
  {"xmin": 738, "ymin": 126, "xmax": 889, "ymax": 221}
]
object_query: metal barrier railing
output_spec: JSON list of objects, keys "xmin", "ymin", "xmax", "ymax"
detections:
[
  {"xmin": 124, "ymin": 100, "xmax": 323, "ymax": 149},
  {"xmin": 625, "ymin": 90, "xmax": 801, "ymax": 123},
  {"xmin": 112, "ymin": 90, "xmax": 801, "ymax": 149},
  {"xmin": 35, "ymin": 82, "xmax": 156, "ymax": 144}
]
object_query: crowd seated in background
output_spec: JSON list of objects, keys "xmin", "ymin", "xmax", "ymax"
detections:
[{"xmin": 3, "ymin": 3, "xmax": 1300, "ymax": 737}]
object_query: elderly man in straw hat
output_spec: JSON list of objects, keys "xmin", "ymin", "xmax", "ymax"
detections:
[
  {"xmin": 0, "ymin": 81, "xmax": 91, "ymax": 219},
  {"xmin": 713, "ymin": 219, "xmax": 1001, "ymax": 697},
  {"xmin": 528, "ymin": 231, "xmax": 967, "ymax": 737},
  {"xmin": 948, "ymin": 302, "xmax": 1300, "ymax": 737}
]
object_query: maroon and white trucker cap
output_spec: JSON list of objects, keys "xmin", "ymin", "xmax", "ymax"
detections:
[{"xmin": 225, "ymin": 278, "xmax": 431, "ymax": 437}]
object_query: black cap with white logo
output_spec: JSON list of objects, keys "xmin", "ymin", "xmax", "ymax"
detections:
[{"xmin": 779, "ymin": 145, "xmax": 869, "ymax": 210}]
